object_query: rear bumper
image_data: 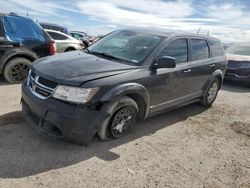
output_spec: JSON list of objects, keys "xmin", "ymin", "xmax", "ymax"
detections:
[{"xmin": 21, "ymin": 81, "xmax": 109, "ymax": 145}]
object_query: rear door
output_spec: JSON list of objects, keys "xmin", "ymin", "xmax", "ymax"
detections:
[{"xmin": 186, "ymin": 38, "xmax": 215, "ymax": 94}]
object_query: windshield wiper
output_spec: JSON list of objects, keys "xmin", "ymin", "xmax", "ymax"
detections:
[
  {"xmin": 84, "ymin": 48, "xmax": 91, "ymax": 53},
  {"xmin": 90, "ymin": 51, "xmax": 121, "ymax": 61}
]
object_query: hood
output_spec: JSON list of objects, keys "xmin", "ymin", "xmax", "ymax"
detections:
[{"xmin": 32, "ymin": 51, "xmax": 137, "ymax": 86}]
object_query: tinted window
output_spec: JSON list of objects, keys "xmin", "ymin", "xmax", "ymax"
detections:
[
  {"xmin": 208, "ymin": 40, "xmax": 224, "ymax": 57},
  {"xmin": 159, "ymin": 39, "xmax": 188, "ymax": 64},
  {"xmin": 191, "ymin": 39, "xmax": 209, "ymax": 60},
  {"xmin": 48, "ymin": 32, "xmax": 68, "ymax": 40},
  {"xmin": 71, "ymin": 33, "xmax": 83, "ymax": 40},
  {"xmin": 0, "ymin": 20, "xmax": 4, "ymax": 37}
]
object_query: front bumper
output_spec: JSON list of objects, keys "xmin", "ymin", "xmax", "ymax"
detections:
[{"xmin": 21, "ymin": 81, "xmax": 109, "ymax": 145}]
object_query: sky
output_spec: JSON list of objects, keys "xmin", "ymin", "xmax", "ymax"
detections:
[{"xmin": 1, "ymin": 0, "xmax": 250, "ymax": 43}]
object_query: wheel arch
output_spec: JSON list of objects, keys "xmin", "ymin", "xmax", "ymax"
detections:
[
  {"xmin": 100, "ymin": 83, "xmax": 150, "ymax": 120},
  {"xmin": 202, "ymin": 69, "xmax": 223, "ymax": 95},
  {"xmin": 1, "ymin": 49, "xmax": 37, "ymax": 73},
  {"xmin": 65, "ymin": 47, "xmax": 76, "ymax": 52}
]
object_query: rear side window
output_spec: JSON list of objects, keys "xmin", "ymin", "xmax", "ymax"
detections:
[
  {"xmin": 208, "ymin": 40, "xmax": 224, "ymax": 57},
  {"xmin": 159, "ymin": 38, "xmax": 188, "ymax": 64},
  {"xmin": 191, "ymin": 39, "xmax": 209, "ymax": 61},
  {"xmin": 48, "ymin": 32, "xmax": 68, "ymax": 40}
]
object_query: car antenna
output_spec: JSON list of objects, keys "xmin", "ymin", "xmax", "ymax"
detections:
[{"xmin": 197, "ymin": 27, "xmax": 201, "ymax": 34}]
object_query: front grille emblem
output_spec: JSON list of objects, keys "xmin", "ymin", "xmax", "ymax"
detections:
[{"xmin": 28, "ymin": 71, "xmax": 57, "ymax": 100}]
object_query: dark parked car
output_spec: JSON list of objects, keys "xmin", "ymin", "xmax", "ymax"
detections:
[
  {"xmin": 22, "ymin": 29, "xmax": 227, "ymax": 145},
  {"xmin": 225, "ymin": 44, "xmax": 250, "ymax": 85},
  {"xmin": 40, "ymin": 22, "xmax": 69, "ymax": 35},
  {"xmin": 0, "ymin": 13, "xmax": 56, "ymax": 83}
]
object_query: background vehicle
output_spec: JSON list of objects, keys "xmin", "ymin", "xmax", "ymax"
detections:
[
  {"xmin": 22, "ymin": 29, "xmax": 227, "ymax": 145},
  {"xmin": 40, "ymin": 22, "xmax": 69, "ymax": 35},
  {"xmin": 225, "ymin": 44, "xmax": 250, "ymax": 85},
  {"xmin": 70, "ymin": 31, "xmax": 89, "ymax": 47},
  {"xmin": 46, "ymin": 29, "xmax": 84, "ymax": 53},
  {"xmin": 0, "ymin": 13, "xmax": 55, "ymax": 83}
]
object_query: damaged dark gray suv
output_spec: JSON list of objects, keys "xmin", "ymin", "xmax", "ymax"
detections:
[{"xmin": 22, "ymin": 29, "xmax": 227, "ymax": 145}]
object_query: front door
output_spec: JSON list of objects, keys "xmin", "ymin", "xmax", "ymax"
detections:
[{"xmin": 150, "ymin": 38, "xmax": 197, "ymax": 113}]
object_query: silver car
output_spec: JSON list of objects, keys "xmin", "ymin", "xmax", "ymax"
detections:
[{"xmin": 45, "ymin": 29, "xmax": 84, "ymax": 53}]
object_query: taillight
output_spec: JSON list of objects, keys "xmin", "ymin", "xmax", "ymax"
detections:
[{"xmin": 50, "ymin": 42, "xmax": 56, "ymax": 55}]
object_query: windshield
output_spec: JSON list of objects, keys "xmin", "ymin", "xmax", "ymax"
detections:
[
  {"xmin": 226, "ymin": 45, "xmax": 250, "ymax": 56},
  {"xmin": 87, "ymin": 30, "xmax": 163, "ymax": 65}
]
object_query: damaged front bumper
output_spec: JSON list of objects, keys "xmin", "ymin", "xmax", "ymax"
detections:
[{"xmin": 21, "ymin": 82, "xmax": 109, "ymax": 145}]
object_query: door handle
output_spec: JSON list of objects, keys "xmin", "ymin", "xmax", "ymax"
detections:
[
  {"xmin": 209, "ymin": 63, "xmax": 215, "ymax": 67},
  {"xmin": 183, "ymin": 69, "xmax": 191, "ymax": 73}
]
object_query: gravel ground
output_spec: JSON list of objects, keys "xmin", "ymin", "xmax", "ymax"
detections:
[{"xmin": 0, "ymin": 77, "xmax": 249, "ymax": 188}]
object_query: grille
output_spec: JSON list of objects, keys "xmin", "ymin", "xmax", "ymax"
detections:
[{"xmin": 27, "ymin": 70, "xmax": 58, "ymax": 99}]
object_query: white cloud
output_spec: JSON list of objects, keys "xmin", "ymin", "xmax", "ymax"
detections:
[{"xmin": 1, "ymin": 0, "xmax": 250, "ymax": 42}]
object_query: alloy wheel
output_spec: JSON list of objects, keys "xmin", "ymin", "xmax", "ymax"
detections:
[{"xmin": 111, "ymin": 107, "xmax": 136, "ymax": 138}]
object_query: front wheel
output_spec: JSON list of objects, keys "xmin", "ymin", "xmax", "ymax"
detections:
[
  {"xmin": 97, "ymin": 96, "xmax": 138, "ymax": 141},
  {"xmin": 200, "ymin": 78, "xmax": 220, "ymax": 107},
  {"xmin": 3, "ymin": 57, "xmax": 31, "ymax": 84}
]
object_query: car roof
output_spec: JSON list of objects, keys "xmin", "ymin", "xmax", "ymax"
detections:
[{"xmin": 118, "ymin": 28, "xmax": 220, "ymax": 41}]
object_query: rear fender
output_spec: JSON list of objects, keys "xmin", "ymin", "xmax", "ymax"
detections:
[
  {"xmin": 202, "ymin": 69, "xmax": 223, "ymax": 95},
  {"xmin": 0, "ymin": 48, "xmax": 37, "ymax": 73}
]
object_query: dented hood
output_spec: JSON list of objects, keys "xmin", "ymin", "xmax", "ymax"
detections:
[{"xmin": 32, "ymin": 51, "xmax": 137, "ymax": 86}]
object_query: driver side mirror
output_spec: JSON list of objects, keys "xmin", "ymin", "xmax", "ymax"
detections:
[{"xmin": 152, "ymin": 56, "xmax": 176, "ymax": 69}]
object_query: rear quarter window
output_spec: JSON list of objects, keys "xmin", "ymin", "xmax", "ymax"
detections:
[
  {"xmin": 191, "ymin": 39, "xmax": 209, "ymax": 61},
  {"xmin": 208, "ymin": 40, "xmax": 224, "ymax": 57}
]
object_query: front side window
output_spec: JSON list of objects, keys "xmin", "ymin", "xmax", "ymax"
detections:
[
  {"xmin": 88, "ymin": 30, "xmax": 163, "ymax": 65},
  {"xmin": 191, "ymin": 39, "xmax": 209, "ymax": 61},
  {"xmin": 48, "ymin": 32, "xmax": 68, "ymax": 40},
  {"xmin": 159, "ymin": 38, "xmax": 188, "ymax": 64}
]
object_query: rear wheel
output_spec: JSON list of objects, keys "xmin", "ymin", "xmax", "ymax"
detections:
[
  {"xmin": 201, "ymin": 78, "xmax": 220, "ymax": 107},
  {"xmin": 97, "ymin": 96, "xmax": 138, "ymax": 141},
  {"xmin": 3, "ymin": 57, "xmax": 31, "ymax": 84}
]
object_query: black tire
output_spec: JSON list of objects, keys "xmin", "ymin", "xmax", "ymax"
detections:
[
  {"xmin": 97, "ymin": 96, "xmax": 138, "ymax": 141},
  {"xmin": 65, "ymin": 48, "xmax": 76, "ymax": 52},
  {"xmin": 200, "ymin": 78, "xmax": 220, "ymax": 107},
  {"xmin": 83, "ymin": 42, "xmax": 89, "ymax": 48},
  {"xmin": 3, "ymin": 57, "xmax": 31, "ymax": 84}
]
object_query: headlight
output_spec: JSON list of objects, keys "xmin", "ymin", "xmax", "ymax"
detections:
[{"xmin": 53, "ymin": 85, "xmax": 99, "ymax": 104}]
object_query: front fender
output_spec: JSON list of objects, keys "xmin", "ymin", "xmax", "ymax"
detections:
[{"xmin": 100, "ymin": 83, "xmax": 150, "ymax": 119}]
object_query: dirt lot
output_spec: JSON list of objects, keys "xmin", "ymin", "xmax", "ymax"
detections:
[{"xmin": 0, "ymin": 77, "xmax": 249, "ymax": 188}]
